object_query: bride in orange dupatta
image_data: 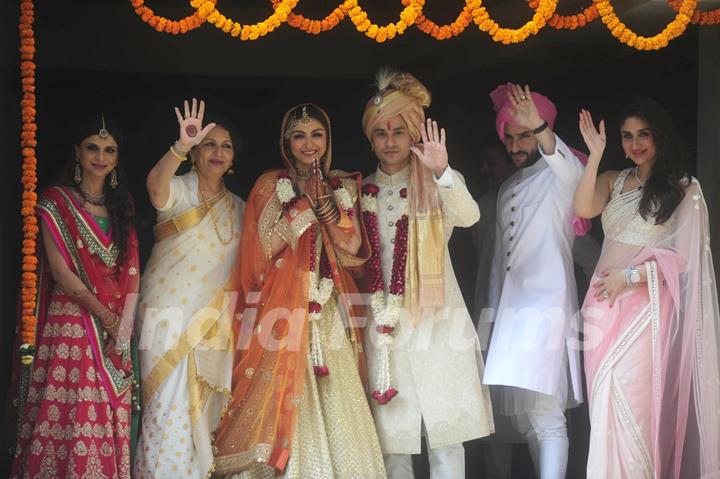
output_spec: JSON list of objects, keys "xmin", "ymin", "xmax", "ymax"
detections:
[{"xmin": 212, "ymin": 104, "xmax": 386, "ymax": 478}]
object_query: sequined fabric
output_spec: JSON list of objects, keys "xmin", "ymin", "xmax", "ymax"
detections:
[
  {"xmin": 602, "ymin": 169, "xmax": 675, "ymax": 247},
  {"xmin": 228, "ymin": 298, "xmax": 386, "ymax": 479},
  {"xmin": 11, "ymin": 294, "xmax": 132, "ymax": 479}
]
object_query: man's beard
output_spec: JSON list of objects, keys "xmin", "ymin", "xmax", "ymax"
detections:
[{"xmin": 515, "ymin": 148, "xmax": 542, "ymax": 169}]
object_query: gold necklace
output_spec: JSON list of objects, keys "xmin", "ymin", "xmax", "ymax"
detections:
[{"xmin": 199, "ymin": 185, "xmax": 234, "ymax": 246}]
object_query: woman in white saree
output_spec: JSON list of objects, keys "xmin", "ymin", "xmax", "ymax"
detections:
[
  {"xmin": 134, "ymin": 99, "xmax": 246, "ymax": 478},
  {"xmin": 574, "ymin": 98, "xmax": 720, "ymax": 478}
]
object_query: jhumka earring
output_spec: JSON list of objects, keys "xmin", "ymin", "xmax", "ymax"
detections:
[
  {"xmin": 74, "ymin": 160, "xmax": 82, "ymax": 184},
  {"xmin": 110, "ymin": 169, "xmax": 118, "ymax": 188},
  {"xmin": 226, "ymin": 163, "xmax": 234, "ymax": 175}
]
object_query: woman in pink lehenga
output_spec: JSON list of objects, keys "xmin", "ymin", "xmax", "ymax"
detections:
[
  {"xmin": 573, "ymin": 98, "xmax": 720, "ymax": 479},
  {"xmin": 10, "ymin": 117, "xmax": 139, "ymax": 478}
]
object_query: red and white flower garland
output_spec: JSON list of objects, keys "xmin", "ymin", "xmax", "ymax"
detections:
[
  {"xmin": 276, "ymin": 170, "xmax": 335, "ymax": 376},
  {"xmin": 307, "ymin": 225, "xmax": 334, "ymax": 376},
  {"xmin": 328, "ymin": 176, "xmax": 354, "ymax": 218},
  {"xmin": 361, "ymin": 184, "xmax": 409, "ymax": 405}
]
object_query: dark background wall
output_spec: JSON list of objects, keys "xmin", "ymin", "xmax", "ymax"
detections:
[{"xmin": 0, "ymin": 0, "xmax": 714, "ymax": 476}]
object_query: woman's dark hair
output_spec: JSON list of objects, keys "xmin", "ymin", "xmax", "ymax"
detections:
[
  {"xmin": 282, "ymin": 104, "xmax": 331, "ymax": 165},
  {"xmin": 619, "ymin": 97, "xmax": 689, "ymax": 225},
  {"xmin": 58, "ymin": 115, "xmax": 133, "ymax": 259}
]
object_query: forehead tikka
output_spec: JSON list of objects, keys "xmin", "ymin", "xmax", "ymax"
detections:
[{"xmin": 98, "ymin": 115, "xmax": 109, "ymax": 139}]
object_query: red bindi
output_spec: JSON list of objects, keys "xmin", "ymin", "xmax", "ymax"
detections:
[{"xmin": 387, "ymin": 121, "xmax": 392, "ymax": 131}]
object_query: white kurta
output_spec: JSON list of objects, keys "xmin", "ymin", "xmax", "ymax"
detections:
[
  {"xmin": 364, "ymin": 165, "xmax": 494, "ymax": 455},
  {"xmin": 483, "ymin": 135, "xmax": 584, "ymax": 409}
]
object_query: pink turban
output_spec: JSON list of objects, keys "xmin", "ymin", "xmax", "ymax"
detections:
[{"xmin": 490, "ymin": 83, "xmax": 591, "ymax": 236}]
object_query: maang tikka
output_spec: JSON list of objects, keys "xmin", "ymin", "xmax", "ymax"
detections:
[
  {"xmin": 284, "ymin": 105, "xmax": 312, "ymax": 139},
  {"xmin": 99, "ymin": 115, "xmax": 109, "ymax": 139}
]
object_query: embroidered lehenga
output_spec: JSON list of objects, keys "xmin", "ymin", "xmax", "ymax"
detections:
[
  {"xmin": 11, "ymin": 186, "xmax": 140, "ymax": 479},
  {"xmin": 212, "ymin": 105, "xmax": 386, "ymax": 478},
  {"xmin": 583, "ymin": 169, "xmax": 720, "ymax": 478},
  {"xmin": 133, "ymin": 170, "xmax": 245, "ymax": 478}
]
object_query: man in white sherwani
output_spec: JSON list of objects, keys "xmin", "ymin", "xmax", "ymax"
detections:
[
  {"xmin": 359, "ymin": 69, "xmax": 494, "ymax": 479},
  {"xmin": 482, "ymin": 83, "xmax": 585, "ymax": 479}
]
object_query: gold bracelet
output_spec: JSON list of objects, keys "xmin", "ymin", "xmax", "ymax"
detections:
[
  {"xmin": 169, "ymin": 143, "xmax": 188, "ymax": 161},
  {"xmin": 103, "ymin": 313, "xmax": 120, "ymax": 330}
]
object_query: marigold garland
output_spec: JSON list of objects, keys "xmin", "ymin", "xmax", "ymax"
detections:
[
  {"xmin": 190, "ymin": 0, "xmax": 298, "ymax": 40},
  {"xmin": 19, "ymin": 0, "xmax": 39, "ymax": 355},
  {"xmin": 344, "ymin": 0, "xmax": 425, "ymax": 43},
  {"xmin": 668, "ymin": 0, "xmax": 720, "ymax": 25},
  {"xmin": 271, "ymin": 0, "xmax": 347, "ymax": 34},
  {"xmin": 593, "ymin": 0, "xmax": 697, "ymax": 51},
  {"xmin": 406, "ymin": 0, "xmax": 478, "ymax": 40},
  {"xmin": 473, "ymin": 0, "xmax": 558, "ymax": 45},
  {"xmin": 130, "ymin": 0, "xmax": 213, "ymax": 34},
  {"xmin": 528, "ymin": 0, "xmax": 598, "ymax": 30}
]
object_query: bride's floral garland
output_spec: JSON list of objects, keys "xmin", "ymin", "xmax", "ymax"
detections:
[
  {"xmin": 276, "ymin": 170, "xmax": 335, "ymax": 377},
  {"xmin": 361, "ymin": 184, "xmax": 409, "ymax": 405},
  {"xmin": 308, "ymin": 225, "xmax": 333, "ymax": 376}
]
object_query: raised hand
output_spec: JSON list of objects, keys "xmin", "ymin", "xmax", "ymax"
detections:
[
  {"xmin": 174, "ymin": 98, "xmax": 217, "ymax": 151},
  {"xmin": 578, "ymin": 109, "xmax": 606, "ymax": 160},
  {"xmin": 506, "ymin": 83, "xmax": 545, "ymax": 131},
  {"xmin": 411, "ymin": 118, "xmax": 448, "ymax": 177}
]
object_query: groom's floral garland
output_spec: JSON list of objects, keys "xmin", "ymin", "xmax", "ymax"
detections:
[
  {"xmin": 361, "ymin": 184, "xmax": 409, "ymax": 405},
  {"xmin": 276, "ymin": 170, "xmax": 336, "ymax": 377}
]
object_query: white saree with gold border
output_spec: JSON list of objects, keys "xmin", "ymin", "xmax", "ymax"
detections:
[{"xmin": 134, "ymin": 171, "xmax": 245, "ymax": 478}]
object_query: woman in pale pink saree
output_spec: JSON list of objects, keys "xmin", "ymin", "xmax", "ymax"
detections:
[{"xmin": 574, "ymin": 98, "xmax": 720, "ymax": 479}]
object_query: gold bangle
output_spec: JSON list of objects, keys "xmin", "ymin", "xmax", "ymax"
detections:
[
  {"xmin": 169, "ymin": 143, "xmax": 188, "ymax": 161},
  {"xmin": 103, "ymin": 313, "xmax": 120, "ymax": 330}
]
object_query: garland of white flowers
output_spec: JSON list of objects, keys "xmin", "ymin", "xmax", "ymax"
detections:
[
  {"xmin": 361, "ymin": 184, "xmax": 409, "ymax": 404},
  {"xmin": 276, "ymin": 170, "xmax": 338, "ymax": 376}
]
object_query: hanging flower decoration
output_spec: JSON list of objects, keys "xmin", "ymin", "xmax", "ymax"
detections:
[
  {"xmin": 19, "ymin": 0, "xmax": 39, "ymax": 361},
  {"xmin": 130, "ymin": 0, "xmax": 213, "ymax": 34},
  {"xmin": 408, "ymin": 0, "xmax": 478, "ymax": 40},
  {"xmin": 327, "ymin": 177, "xmax": 354, "ymax": 218},
  {"xmin": 528, "ymin": 0, "xmax": 599, "ymax": 30},
  {"xmin": 473, "ymin": 0, "xmax": 558, "ymax": 45},
  {"xmin": 276, "ymin": 170, "xmax": 299, "ymax": 209},
  {"xmin": 668, "ymin": 0, "xmax": 720, "ymax": 25},
  {"xmin": 593, "ymin": 0, "xmax": 697, "ymax": 51},
  {"xmin": 190, "ymin": 0, "xmax": 298, "ymax": 40},
  {"xmin": 307, "ymin": 225, "xmax": 334, "ymax": 377},
  {"xmin": 122, "ymin": 0, "xmax": 714, "ymax": 47},
  {"xmin": 345, "ymin": 0, "xmax": 426, "ymax": 43},
  {"xmin": 271, "ymin": 0, "xmax": 348, "ymax": 34},
  {"xmin": 361, "ymin": 184, "xmax": 409, "ymax": 404}
]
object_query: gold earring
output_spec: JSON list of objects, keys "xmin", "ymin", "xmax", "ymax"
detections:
[
  {"xmin": 110, "ymin": 169, "xmax": 118, "ymax": 188},
  {"xmin": 74, "ymin": 160, "xmax": 82, "ymax": 184}
]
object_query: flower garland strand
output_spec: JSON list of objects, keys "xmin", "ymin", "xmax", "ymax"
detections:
[
  {"xmin": 308, "ymin": 225, "xmax": 334, "ymax": 376},
  {"xmin": 130, "ymin": 0, "xmax": 213, "ymax": 34},
  {"xmin": 668, "ymin": 0, "xmax": 720, "ymax": 25},
  {"xmin": 528, "ymin": 0, "xmax": 599, "ymax": 30},
  {"xmin": 276, "ymin": 171, "xmax": 334, "ymax": 376},
  {"xmin": 19, "ymin": 0, "xmax": 39, "ymax": 363},
  {"xmin": 190, "ymin": 0, "xmax": 298, "ymax": 40},
  {"xmin": 271, "ymin": 0, "xmax": 347, "ymax": 34},
  {"xmin": 126, "ymin": 0, "xmax": 714, "ymax": 47},
  {"xmin": 345, "ymin": 0, "xmax": 425, "ymax": 43},
  {"xmin": 473, "ymin": 0, "xmax": 558, "ymax": 44},
  {"xmin": 593, "ymin": 0, "xmax": 697, "ymax": 50},
  {"xmin": 408, "ymin": 0, "xmax": 478, "ymax": 40},
  {"xmin": 361, "ymin": 184, "xmax": 409, "ymax": 405},
  {"xmin": 327, "ymin": 177, "xmax": 354, "ymax": 218}
]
